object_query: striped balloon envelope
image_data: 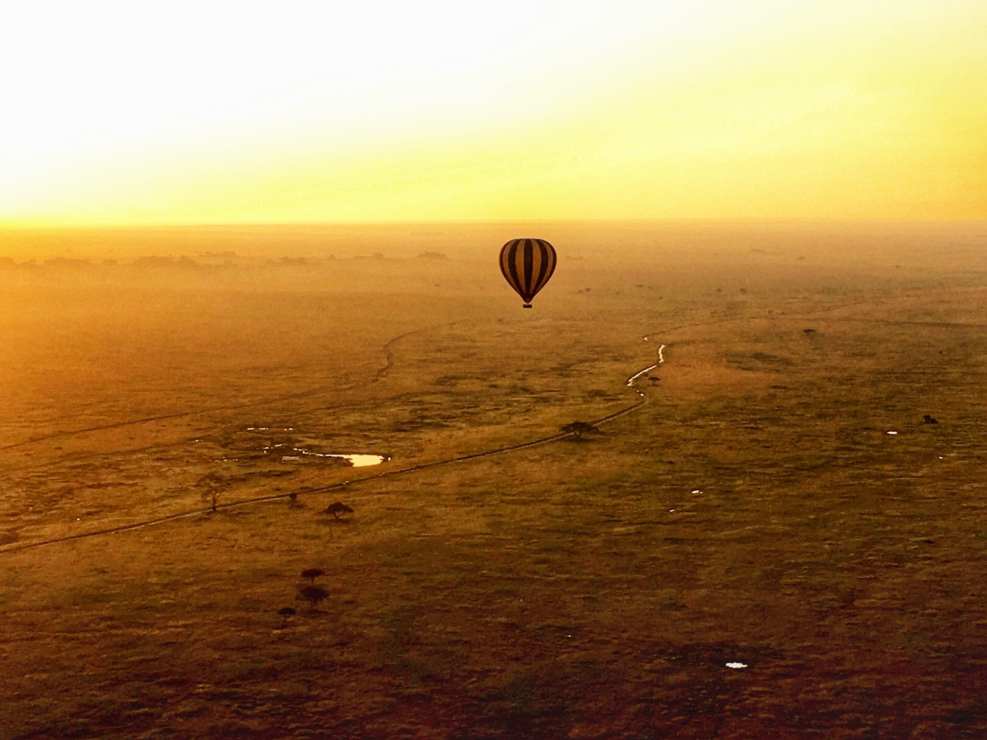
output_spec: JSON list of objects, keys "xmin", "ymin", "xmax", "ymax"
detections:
[{"xmin": 499, "ymin": 238, "xmax": 557, "ymax": 308}]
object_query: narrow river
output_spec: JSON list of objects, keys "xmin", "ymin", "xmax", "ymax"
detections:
[{"xmin": 625, "ymin": 344, "xmax": 666, "ymax": 387}]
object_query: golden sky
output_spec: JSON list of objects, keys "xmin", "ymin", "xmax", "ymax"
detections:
[{"xmin": 2, "ymin": 0, "xmax": 985, "ymax": 226}]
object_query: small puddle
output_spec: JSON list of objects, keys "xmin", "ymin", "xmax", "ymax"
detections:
[
  {"xmin": 335, "ymin": 453, "xmax": 390, "ymax": 467},
  {"xmin": 264, "ymin": 443, "xmax": 389, "ymax": 467}
]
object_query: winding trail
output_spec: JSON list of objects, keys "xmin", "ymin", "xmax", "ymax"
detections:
[
  {"xmin": 0, "ymin": 320, "xmax": 465, "ymax": 456},
  {"xmin": 626, "ymin": 363, "xmax": 659, "ymax": 387},
  {"xmin": 5, "ymin": 297, "xmax": 947, "ymax": 555},
  {"xmin": 0, "ymin": 332, "xmax": 668, "ymax": 554},
  {"xmin": 0, "ymin": 297, "xmax": 899, "ymax": 456}
]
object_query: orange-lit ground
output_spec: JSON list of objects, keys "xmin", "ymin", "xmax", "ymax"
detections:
[{"xmin": 1, "ymin": 222, "xmax": 985, "ymax": 737}]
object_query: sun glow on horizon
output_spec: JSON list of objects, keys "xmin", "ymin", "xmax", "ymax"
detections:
[{"xmin": 2, "ymin": 0, "xmax": 985, "ymax": 227}]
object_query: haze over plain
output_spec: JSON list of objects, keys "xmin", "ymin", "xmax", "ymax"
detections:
[{"xmin": 2, "ymin": 2, "xmax": 987, "ymax": 737}]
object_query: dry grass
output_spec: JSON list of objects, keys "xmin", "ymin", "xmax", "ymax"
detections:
[{"xmin": 1, "ymin": 222, "xmax": 986, "ymax": 737}]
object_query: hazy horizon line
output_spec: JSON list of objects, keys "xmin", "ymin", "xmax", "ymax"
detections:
[{"xmin": 3, "ymin": 216, "xmax": 986, "ymax": 232}]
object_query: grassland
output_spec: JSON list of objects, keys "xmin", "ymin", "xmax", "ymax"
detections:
[{"xmin": 1, "ymin": 222, "xmax": 986, "ymax": 737}]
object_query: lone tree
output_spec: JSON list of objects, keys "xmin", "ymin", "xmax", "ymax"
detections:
[
  {"xmin": 301, "ymin": 568, "xmax": 325, "ymax": 583},
  {"xmin": 324, "ymin": 501, "xmax": 354, "ymax": 520},
  {"xmin": 297, "ymin": 585, "xmax": 330, "ymax": 611},
  {"xmin": 277, "ymin": 607, "xmax": 296, "ymax": 628},
  {"xmin": 198, "ymin": 473, "xmax": 226, "ymax": 513},
  {"xmin": 923, "ymin": 414, "xmax": 939, "ymax": 424},
  {"xmin": 561, "ymin": 421, "xmax": 601, "ymax": 440}
]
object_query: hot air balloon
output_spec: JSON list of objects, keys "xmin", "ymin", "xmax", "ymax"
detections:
[{"xmin": 499, "ymin": 238, "xmax": 557, "ymax": 308}]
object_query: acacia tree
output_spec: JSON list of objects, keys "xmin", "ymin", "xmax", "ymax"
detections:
[
  {"xmin": 324, "ymin": 502, "xmax": 354, "ymax": 520},
  {"xmin": 297, "ymin": 585, "xmax": 330, "ymax": 611},
  {"xmin": 198, "ymin": 473, "xmax": 226, "ymax": 512},
  {"xmin": 561, "ymin": 421, "xmax": 601, "ymax": 440},
  {"xmin": 278, "ymin": 607, "xmax": 296, "ymax": 628}
]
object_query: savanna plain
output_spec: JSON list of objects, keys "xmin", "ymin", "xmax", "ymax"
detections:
[{"xmin": 1, "ymin": 222, "xmax": 985, "ymax": 738}]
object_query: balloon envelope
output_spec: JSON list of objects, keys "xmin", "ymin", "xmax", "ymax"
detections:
[{"xmin": 499, "ymin": 238, "xmax": 557, "ymax": 308}]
